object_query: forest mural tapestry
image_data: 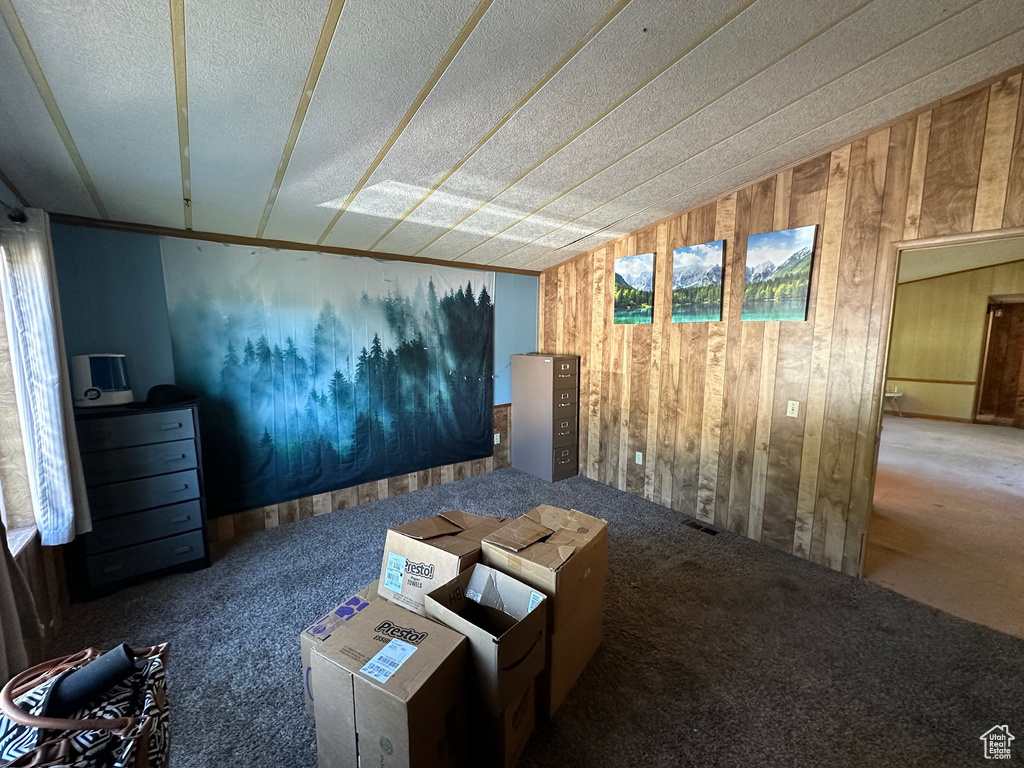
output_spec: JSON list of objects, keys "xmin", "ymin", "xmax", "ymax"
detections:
[{"xmin": 160, "ymin": 239, "xmax": 494, "ymax": 516}]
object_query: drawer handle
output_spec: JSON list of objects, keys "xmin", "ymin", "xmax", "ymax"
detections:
[
  {"xmin": 161, "ymin": 422, "xmax": 184, "ymax": 431},
  {"xmin": 557, "ymin": 431, "xmax": 571, "ymax": 436},
  {"xmin": 169, "ymin": 514, "xmax": 192, "ymax": 524},
  {"xmin": 101, "ymin": 564, "xmax": 124, "ymax": 574},
  {"xmin": 557, "ymin": 459, "xmax": 571, "ymax": 465},
  {"xmin": 557, "ymin": 373, "xmax": 572, "ymax": 378},
  {"xmin": 173, "ymin": 545, "xmax": 194, "ymax": 555},
  {"xmin": 172, "ymin": 484, "xmax": 191, "ymax": 493},
  {"xmin": 165, "ymin": 454, "xmax": 187, "ymax": 462}
]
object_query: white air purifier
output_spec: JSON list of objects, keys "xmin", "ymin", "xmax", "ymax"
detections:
[{"xmin": 71, "ymin": 354, "xmax": 134, "ymax": 407}]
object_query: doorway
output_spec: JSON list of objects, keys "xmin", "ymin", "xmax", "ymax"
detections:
[
  {"xmin": 863, "ymin": 232, "xmax": 1024, "ymax": 639},
  {"xmin": 975, "ymin": 297, "xmax": 1024, "ymax": 427}
]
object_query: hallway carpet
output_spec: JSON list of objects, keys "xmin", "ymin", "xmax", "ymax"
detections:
[
  {"xmin": 865, "ymin": 416, "xmax": 1024, "ymax": 639},
  {"xmin": 54, "ymin": 468, "xmax": 1024, "ymax": 767}
]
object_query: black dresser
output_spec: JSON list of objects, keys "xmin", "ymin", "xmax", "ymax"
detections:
[
  {"xmin": 70, "ymin": 401, "xmax": 210, "ymax": 599},
  {"xmin": 510, "ymin": 353, "xmax": 580, "ymax": 482}
]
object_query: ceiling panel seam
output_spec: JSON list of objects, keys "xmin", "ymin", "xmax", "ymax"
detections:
[
  {"xmin": 507, "ymin": 0, "xmax": 993, "ymax": 267},
  {"xmin": 521, "ymin": 27, "xmax": 1024, "ymax": 267},
  {"xmin": 255, "ymin": 0, "xmax": 347, "ymax": 239},
  {"xmin": 169, "ymin": 0, "xmax": 192, "ymax": 230},
  {"xmin": 464, "ymin": 0, "xmax": 877, "ymax": 264},
  {"xmin": 363, "ymin": 0, "xmax": 632, "ymax": 253},
  {"xmin": 0, "ymin": 165, "xmax": 29, "ymax": 207},
  {"xmin": 315, "ymin": 0, "xmax": 495, "ymax": 246},
  {"xmin": 0, "ymin": 0, "xmax": 107, "ymax": 218},
  {"xmin": 405, "ymin": 0, "xmax": 761, "ymax": 259}
]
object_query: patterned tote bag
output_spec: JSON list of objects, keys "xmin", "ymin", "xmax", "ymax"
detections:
[{"xmin": 0, "ymin": 644, "xmax": 169, "ymax": 768}]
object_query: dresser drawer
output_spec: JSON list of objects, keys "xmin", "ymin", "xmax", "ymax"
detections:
[
  {"xmin": 87, "ymin": 469, "xmax": 201, "ymax": 520},
  {"xmin": 82, "ymin": 500, "xmax": 203, "ymax": 555},
  {"xmin": 552, "ymin": 444, "xmax": 578, "ymax": 481},
  {"xmin": 86, "ymin": 530, "xmax": 205, "ymax": 587},
  {"xmin": 77, "ymin": 409, "xmax": 195, "ymax": 453},
  {"xmin": 81, "ymin": 439, "xmax": 197, "ymax": 486}
]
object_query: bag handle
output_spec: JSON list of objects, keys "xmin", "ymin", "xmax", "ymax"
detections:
[{"xmin": 0, "ymin": 644, "xmax": 168, "ymax": 734}]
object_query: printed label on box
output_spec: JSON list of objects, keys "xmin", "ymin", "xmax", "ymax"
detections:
[
  {"xmin": 359, "ymin": 639, "xmax": 417, "ymax": 684},
  {"xmin": 384, "ymin": 552, "xmax": 407, "ymax": 594},
  {"xmin": 528, "ymin": 591, "xmax": 544, "ymax": 612}
]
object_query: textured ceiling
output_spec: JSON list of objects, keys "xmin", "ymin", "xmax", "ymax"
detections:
[{"xmin": 1, "ymin": 0, "xmax": 1022, "ymax": 273}]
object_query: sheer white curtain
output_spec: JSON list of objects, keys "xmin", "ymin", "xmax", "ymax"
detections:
[{"xmin": 0, "ymin": 209, "xmax": 90, "ymax": 545}]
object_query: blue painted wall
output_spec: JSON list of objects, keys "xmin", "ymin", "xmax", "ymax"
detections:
[
  {"xmin": 50, "ymin": 224, "xmax": 539, "ymax": 407},
  {"xmin": 51, "ymin": 223, "xmax": 176, "ymax": 400},
  {"xmin": 493, "ymin": 272, "xmax": 538, "ymax": 404}
]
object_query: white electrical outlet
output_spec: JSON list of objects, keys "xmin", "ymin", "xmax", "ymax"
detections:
[
  {"xmin": 493, "ymin": 433, "xmax": 501, "ymax": 445},
  {"xmin": 635, "ymin": 451, "xmax": 643, "ymax": 465},
  {"xmin": 787, "ymin": 400, "xmax": 799, "ymax": 418}
]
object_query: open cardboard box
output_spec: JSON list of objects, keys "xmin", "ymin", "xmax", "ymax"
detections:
[
  {"xmin": 424, "ymin": 563, "xmax": 546, "ymax": 716},
  {"xmin": 311, "ymin": 600, "xmax": 468, "ymax": 768},
  {"xmin": 481, "ymin": 505, "xmax": 608, "ymax": 718},
  {"xmin": 378, "ymin": 510, "xmax": 506, "ymax": 615},
  {"xmin": 299, "ymin": 580, "xmax": 384, "ymax": 716}
]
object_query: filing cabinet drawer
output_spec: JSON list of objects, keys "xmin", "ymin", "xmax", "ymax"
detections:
[
  {"xmin": 552, "ymin": 444, "xmax": 578, "ymax": 481},
  {"xmin": 87, "ymin": 469, "xmax": 201, "ymax": 521},
  {"xmin": 552, "ymin": 386, "xmax": 577, "ymax": 413},
  {"xmin": 86, "ymin": 530, "xmax": 205, "ymax": 587},
  {"xmin": 82, "ymin": 500, "xmax": 203, "ymax": 555},
  {"xmin": 77, "ymin": 409, "xmax": 195, "ymax": 453},
  {"xmin": 552, "ymin": 415, "xmax": 577, "ymax": 448},
  {"xmin": 81, "ymin": 439, "xmax": 197, "ymax": 485},
  {"xmin": 553, "ymin": 357, "xmax": 578, "ymax": 390}
]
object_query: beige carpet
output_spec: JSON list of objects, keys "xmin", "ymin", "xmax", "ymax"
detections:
[{"xmin": 865, "ymin": 416, "xmax": 1024, "ymax": 639}]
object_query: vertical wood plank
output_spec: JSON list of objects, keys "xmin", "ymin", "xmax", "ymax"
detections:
[
  {"xmin": 576, "ymin": 255, "xmax": 592, "ymax": 469},
  {"xmin": 298, "ymin": 496, "xmax": 313, "ymax": 521},
  {"xmin": 903, "ymin": 111, "xmax": 932, "ymax": 240},
  {"xmin": 331, "ymin": 486, "xmax": 358, "ymax": 511},
  {"xmin": 1002, "ymin": 71, "xmax": 1024, "ymax": 228},
  {"xmin": 587, "ymin": 247, "xmax": 607, "ymax": 479},
  {"xmin": 793, "ymin": 144, "xmax": 851, "ymax": 558},
  {"xmin": 280, "ymin": 499, "xmax": 300, "ymax": 525},
  {"xmin": 842, "ymin": 117, "xmax": 916, "ymax": 576},
  {"xmin": 543, "ymin": 272, "xmax": 558, "ymax": 350},
  {"xmin": 814, "ymin": 130, "xmax": 890, "ymax": 569},
  {"xmin": 312, "ymin": 492, "xmax": 331, "ymax": 517},
  {"xmin": 714, "ymin": 192, "xmax": 745, "ymax": 527},
  {"xmin": 644, "ymin": 222, "xmax": 670, "ymax": 501},
  {"xmin": 626, "ymin": 227, "xmax": 656, "ymax": 496},
  {"xmin": 264, "ymin": 504, "xmax": 280, "ymax": 529},
  {"xmin": 761, "ymin": 154, "xmax": 829, "ymax": 552},
  {"xmin": 919, "ymin": 88, "xmax": 989, "ymax": 237},
  {"xmin": 537, "ymin": 272, "xmax": 546, "ymax": 350},
  {"xmin": 773, "ymin": 169, "xmax": 792, "ymax": 230},
  {"xmin": 658, "ymin": 214, "xmax": 687, "ymax": 507},
  {"xmin": 748, "ymin": 322, "xmax": 779, "ymax": 541},
  {"xmin": 973, "ymin": 74, "xmax": 1022, "ymax": 231}
]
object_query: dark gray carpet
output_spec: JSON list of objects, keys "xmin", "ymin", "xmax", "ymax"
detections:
[{"xmin": 54, "ymin": 469, "xmax": 1024, "ymax": 767}]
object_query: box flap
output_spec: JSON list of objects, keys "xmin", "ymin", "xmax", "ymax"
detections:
[
  {"xmin": 393, "ymin": 515, "xmax": 464, "ymax": 541},
  {"xmin": 439, "ymin": 510, "xmax": 500, "ymax": 531},
  {"xmin": 483, "ymin": 516, "xmax": 553, "ymax": 552}
]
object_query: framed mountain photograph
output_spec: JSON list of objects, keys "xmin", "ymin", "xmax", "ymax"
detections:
[
  {"xmin": 741, "ymin": 225, "xmax": 817, "ymax": 321},
  {"xmin": 613, "ymin": 252, "xmax": 655, "ymax": 324},
  {"xmin": 671, "ymin": 240, "xmax": 725, "ymax": 322}
]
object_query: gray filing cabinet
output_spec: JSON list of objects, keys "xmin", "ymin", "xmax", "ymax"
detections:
[
  {"xmin": 510, "ymin": 353, "xmax": 579, "ymax": 481},
  {"xmin": 71, "ymin": 402, "xmax": 210, "ymax": 599}
]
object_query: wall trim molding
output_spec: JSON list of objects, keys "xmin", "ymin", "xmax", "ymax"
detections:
[
  {"xmin": 887, "ymin": 377, "xmax": 976, "ymax": 386},
  {"xmin": 48, "ymin": 213, "xmax": 541, "ymax": 277}
]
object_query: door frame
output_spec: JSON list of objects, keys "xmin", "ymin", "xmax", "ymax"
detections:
[{"xmin": 857, "ymin": 225, "xmax": 1024, "ymax": 577}]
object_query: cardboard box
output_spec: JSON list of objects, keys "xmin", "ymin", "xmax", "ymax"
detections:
[
  {"xmin": 424, "ymin": 563, "xmax": 546, "ymax": 716},
  {"xmin": 300, "ymin": 580, "xmax": 384, "ymax": 716},
  {"xmin": 378, "ymin": 510, "xmax": 506, "ymax": 616},
  {"xmin": 472, "ymin": 678, "xmax": 535, "ymax": 768},
  {"xmin": 481, "ymin": 505, "xmax": 608, "ymax": 717},
  {"xmin": 311, "ymin": 600, "xmax": 468, "ymax": 768}
]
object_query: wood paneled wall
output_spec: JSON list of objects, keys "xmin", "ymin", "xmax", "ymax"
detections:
[
  {"xmin": 539, "ymin": 67, "xmax": 1024, "ymax": 576},
  {"xmin": 887, "ymin": 260, "xmax": 1024, "ymax": 420},
  {"xmin": 210, "ymin": 404, "xmax": 510, "ymax": 546}
]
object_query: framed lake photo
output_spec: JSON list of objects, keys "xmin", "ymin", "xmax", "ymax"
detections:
[
  {"xmin": 671, "ymin": 240, "xmax": 724, "ymax": 322},
  {"xmin": 613, "ymin": 252, "xmax": 655, "ymax": 324},
  {"xmin": 741, "ymin": 225, "xmax": 817, "ymax": 322}
]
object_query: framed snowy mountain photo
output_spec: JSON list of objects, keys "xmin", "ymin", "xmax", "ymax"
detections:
[
  {"xmin": 613, "ymin": 252, "xmax": 655, "ymax": 324},
  {"xmin": 671, "ymin": 240, "xmax": 725, "ymax": 323},
  {"xmin": 741, "ymin": 225, "xmax": 816, "ymax": 321}
]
